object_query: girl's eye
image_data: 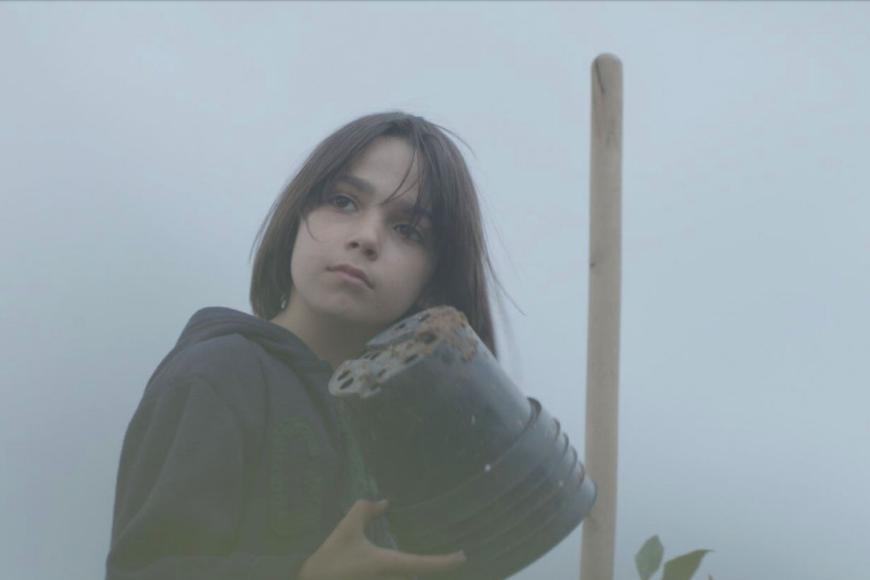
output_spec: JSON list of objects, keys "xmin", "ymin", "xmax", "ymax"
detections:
[
  {"xmin": 328, "ymin": 194, "xmax": 356, "ymax": 210},
  {"xmin": 395, "ymin": 223, "xmax": 425, "ymax": 243}
]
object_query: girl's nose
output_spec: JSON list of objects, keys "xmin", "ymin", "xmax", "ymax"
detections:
[
  {"xmin": 347, "ymin": 217, "xmax": 381, "ymax": 258},
  {"xmin": 348, "ymin": 238, "xmax": 378, "ymax": 259}
]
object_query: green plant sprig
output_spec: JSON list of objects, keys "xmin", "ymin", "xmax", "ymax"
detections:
[{"xmin": 635, "ymin": 535, "xmax": 714, "ymax": 580}]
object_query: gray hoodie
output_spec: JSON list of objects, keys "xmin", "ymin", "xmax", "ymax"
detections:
[{"xmin": 106, "ymin": 306, "xmax": 396, "ymax": 580}]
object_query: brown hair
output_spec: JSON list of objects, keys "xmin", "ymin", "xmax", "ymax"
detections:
[{"xmin": 249, "ymin": 111, "xmax": 503, "ymax": 357}]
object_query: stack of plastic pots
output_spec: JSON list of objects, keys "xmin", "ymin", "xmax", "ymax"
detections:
[{"xmin": 328, "ymin": 306, "xmax": 596, "ymax": 579}]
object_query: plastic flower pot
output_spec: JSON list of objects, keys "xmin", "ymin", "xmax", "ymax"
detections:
[{"xmin": 329, "ymin": 306, "xmax": 596, "ymax": 579}]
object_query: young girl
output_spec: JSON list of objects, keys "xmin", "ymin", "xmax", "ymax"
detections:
[{"xmin": 106, "ymin": 111, "xmax": 504, "ymax": 580}]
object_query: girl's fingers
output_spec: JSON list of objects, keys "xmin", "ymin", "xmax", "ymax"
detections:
[
  {"xmin": 339, "ymin": 499, "xmax": 466, "ymax": 577},
  {"xmin": 375, "ymin": 548, "xmax": 467, "ymax": 576}
]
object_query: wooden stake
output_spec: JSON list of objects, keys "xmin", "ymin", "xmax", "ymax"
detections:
[{"xmin": 580, "ymin": 53, "xmax": 623, "ymax": 580}]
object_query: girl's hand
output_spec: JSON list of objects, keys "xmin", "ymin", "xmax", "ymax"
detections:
[{"xmin": 297, "ymin": 499, "xmax": 467, "ymax": 580}]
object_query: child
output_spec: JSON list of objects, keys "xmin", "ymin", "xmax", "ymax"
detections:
[{"xmin": 106, "ymin": 111, "xmax": 503, "ymax": 580}]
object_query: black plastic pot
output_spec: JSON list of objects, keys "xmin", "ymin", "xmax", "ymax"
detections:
[{"xmin": 328, "ymin": 306, "xmax": 596, "ymax": 579}]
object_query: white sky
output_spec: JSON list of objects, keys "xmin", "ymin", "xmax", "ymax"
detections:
[{"xmin": 2, "ymin": 3, "xmax": 868, "ymax": 579}]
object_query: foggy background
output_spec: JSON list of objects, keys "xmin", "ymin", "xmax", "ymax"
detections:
[{"xmin": 2, "ymin": 3, "xmax": 868, "ymax": 579}]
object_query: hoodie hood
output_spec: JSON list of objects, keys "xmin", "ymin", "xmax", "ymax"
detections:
[
  {"xmin": 146, "ymin": 307, "xmax": 341, "ymax": 451},
  {"xmin": 143, "ymin": 306, "xmax": 335, "ymax": 390},
  {"xmin": 173, "ymin": 306, "xmax": 335, "ymax": 374}
]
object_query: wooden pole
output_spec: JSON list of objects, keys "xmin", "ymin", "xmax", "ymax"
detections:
[{"xmin": 580, "ymin": 53, "xmax": 623, "ymax": 580}]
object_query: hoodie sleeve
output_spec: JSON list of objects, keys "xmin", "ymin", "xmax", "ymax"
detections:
[{"xmin": 106, "ymin": 374, "xmax": 312, "ymax": 580}]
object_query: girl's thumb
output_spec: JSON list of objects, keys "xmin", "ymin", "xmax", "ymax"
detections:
[
  {"xmin": 352, "ymin": 498, "xmax": 389, "ymax": 527},
  {"xmin": 368, "ymin": 498, "xmax": 389, "ymax": 519}
]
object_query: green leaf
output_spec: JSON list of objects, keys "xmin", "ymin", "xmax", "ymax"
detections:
[
  {"xmin": 661, "ymin": 549, "xmax": 712, "ymax": 580},
  {"xmin": 635, "ymin": 535, "xmax": 664, "ymax": 580}
]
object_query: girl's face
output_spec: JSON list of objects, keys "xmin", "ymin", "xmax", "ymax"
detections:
[{"xmin": 287, "ymin": 136, "xmax": 436, "ymax": 333}]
